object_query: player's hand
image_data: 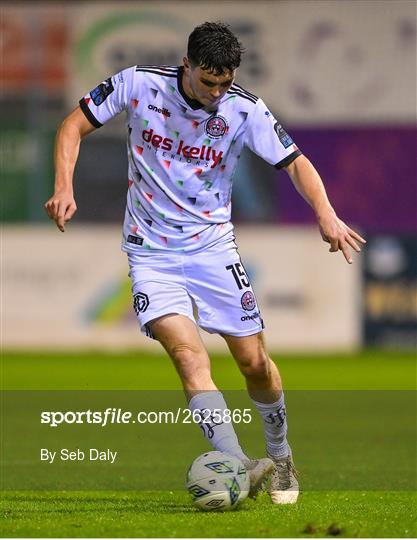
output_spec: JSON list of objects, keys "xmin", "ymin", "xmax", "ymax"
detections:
[
  {"xmin": 44, "ymin": 191, "xmax": 77, "ymax": 232},
  {"xmin": 317, "ymin": 210, "xmax": 366, "ymax": 264}
]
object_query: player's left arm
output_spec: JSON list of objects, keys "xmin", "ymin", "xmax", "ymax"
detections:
[{"xmin": 285, "ymin": 155, "xmax": 366, "ymax": 264}]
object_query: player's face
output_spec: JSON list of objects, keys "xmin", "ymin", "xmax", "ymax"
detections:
[{"xmin": 183, "ymin": 58, "xmax": 235, "ymax": 109}]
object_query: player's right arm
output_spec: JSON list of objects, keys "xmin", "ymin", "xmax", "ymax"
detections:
[
  {"xmin": 45, "ymin": 66, "xmax": 134, "ymax": 232},
  {"xmin": 44, "ymin": 107, "xmax": 96, "ymax": 232}
]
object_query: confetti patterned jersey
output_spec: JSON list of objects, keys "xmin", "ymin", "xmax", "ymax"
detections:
[{"xmin": 80, "ymin": 65, "xmax": 301, "ymax": 253}]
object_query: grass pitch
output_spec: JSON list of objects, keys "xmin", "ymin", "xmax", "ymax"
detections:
[
  {"xmin": 2, "ymin": 491, "xmax": 416, "ymax": 538},
  {"xmin": 1, "ymin": 349, "xmax": 416, "ymax": 538}
]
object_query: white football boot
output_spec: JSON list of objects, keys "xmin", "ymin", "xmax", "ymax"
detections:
[
  {"xmin": 267, "ymin": 453, "xmax": 299, "ymax": 504},
  {"xmin": 243, "ymin": 457, "xmax": 275, "ymax": 498}
]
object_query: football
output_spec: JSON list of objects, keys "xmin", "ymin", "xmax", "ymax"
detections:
[{"xmin": 186, "ymin": 451, "xmax": 250, "ymax": 511}]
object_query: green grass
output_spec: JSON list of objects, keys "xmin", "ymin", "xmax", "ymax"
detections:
[
  {"xmin": 2, "ymin": 349, "xmax": 415, "ymax": 390},
  {"xmin": 1, "ymin": 349, "xmax": 416, "ymax": 537},
  {"xmin": 1, "ymin": 491, "xmax": 416, "ymax": 538}
]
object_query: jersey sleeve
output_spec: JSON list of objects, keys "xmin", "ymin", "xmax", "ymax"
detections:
[
  {"xmin": 79, "ymin": 66, "xmax": 135, "ymax": 128},
  {"xmin": 244, "ymin": 98, "xmax": 302, "ymax": 169}
]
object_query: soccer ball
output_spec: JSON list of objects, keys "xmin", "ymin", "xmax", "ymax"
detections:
[{"xmin": 186, "ymin": 451, "xmax": 250, "ymax": 511}]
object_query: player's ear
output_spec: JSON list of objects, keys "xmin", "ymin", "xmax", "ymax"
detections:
[{"xmin": 183, "ymin": 57, "xmax": 196, "ymax": 75}]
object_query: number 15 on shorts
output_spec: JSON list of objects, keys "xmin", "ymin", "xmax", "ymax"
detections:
[{"xmin": 226, "ymin": 262, "xmax": 250, "ymax": 290}]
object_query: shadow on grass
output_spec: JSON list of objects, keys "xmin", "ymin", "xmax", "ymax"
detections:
[{"xmin": 2, "ymin": 493, "xmax": 255, "ymax": 516}]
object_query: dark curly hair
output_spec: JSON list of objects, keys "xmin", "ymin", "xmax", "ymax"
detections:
[{"xmin": 187, "ymin": 21, "xmax": 244, "ymax": 75}]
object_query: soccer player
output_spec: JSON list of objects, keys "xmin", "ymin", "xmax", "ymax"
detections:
[{"xmin": 45, "ymin": 22, "xmax": 365, "ymax": 504}]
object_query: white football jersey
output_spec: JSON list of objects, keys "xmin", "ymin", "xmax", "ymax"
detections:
[{"xmin": 80, "ymin": 65, "xmax": 301, "ymax": 253}]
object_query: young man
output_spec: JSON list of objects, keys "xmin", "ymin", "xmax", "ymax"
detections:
[{"xmin": 45, "ymin": 22, "xmax": 365, "ymax": 504}]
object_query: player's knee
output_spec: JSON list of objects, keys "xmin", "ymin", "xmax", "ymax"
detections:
[
  {"xmin": 170, "ymin": 342, "xmax": 203, "ymax": 362},
  {"xmin": 239, "ymin": 351, "xmax": 271, "ymax": 382},
  {"xmin": 170, "ymin": 343, "xmax": 211, "ymax": 385}
]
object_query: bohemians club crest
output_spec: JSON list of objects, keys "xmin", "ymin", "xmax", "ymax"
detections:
[{"xmin": 205, "ymin": 115, "xmax": 229, "ymax": 139}]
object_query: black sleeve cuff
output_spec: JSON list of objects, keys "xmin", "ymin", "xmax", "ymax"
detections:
[
  {"xmin": 274, "ymin": 149, "xmax": 302, "ymax": 170},
  {"xmin": 79, "ymin": 98, "xmax": 103, "ymax": 128}
]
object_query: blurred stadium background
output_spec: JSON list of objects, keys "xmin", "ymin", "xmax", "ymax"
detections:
[{"xmin": 2, "ymin": 0, "xmax": 416, "ymax": 353}]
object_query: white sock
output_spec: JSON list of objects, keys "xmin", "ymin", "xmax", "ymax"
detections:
[
  {"xmin": 188, "ymin": 391, "xmax": 248, "ymax": 462},
  {"xmin": 252, "ymin": 393, "xmax": 290, "ymax": 458}
]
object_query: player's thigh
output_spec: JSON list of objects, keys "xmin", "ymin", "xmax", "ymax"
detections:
[
  {"xmin": 150, "ymin": 313, "xmax": 205, "ymax": 355},
  {"xmin": 149, "ymin": 313, "xmax": 212, "ymax": 379}
]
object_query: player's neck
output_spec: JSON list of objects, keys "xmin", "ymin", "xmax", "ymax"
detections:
[
  {"xmin": 181, "ymin": 70, "xmax": 198, "ymax": 102},
  {"xmin": 177, "ymin": 66, "xmax": 204, "ymax": 110}
]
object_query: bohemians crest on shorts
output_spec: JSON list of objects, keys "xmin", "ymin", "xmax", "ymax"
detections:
[
  {"xmin": 241, "ymin": 291, "xmax": 256, "ymax": 311},
  {"xmin": 205, "ymin": 115, "xmax": 229, "ymax": 139}
]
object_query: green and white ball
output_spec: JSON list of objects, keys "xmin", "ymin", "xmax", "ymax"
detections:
[{"xmin": 186, "ymin": 451, "xmax": 249, "ymax": 511}]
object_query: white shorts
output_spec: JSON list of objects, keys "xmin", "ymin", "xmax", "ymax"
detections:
[{"xmin": 127, "ymin": 238, "xmax": 264, "ymax": 339}]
